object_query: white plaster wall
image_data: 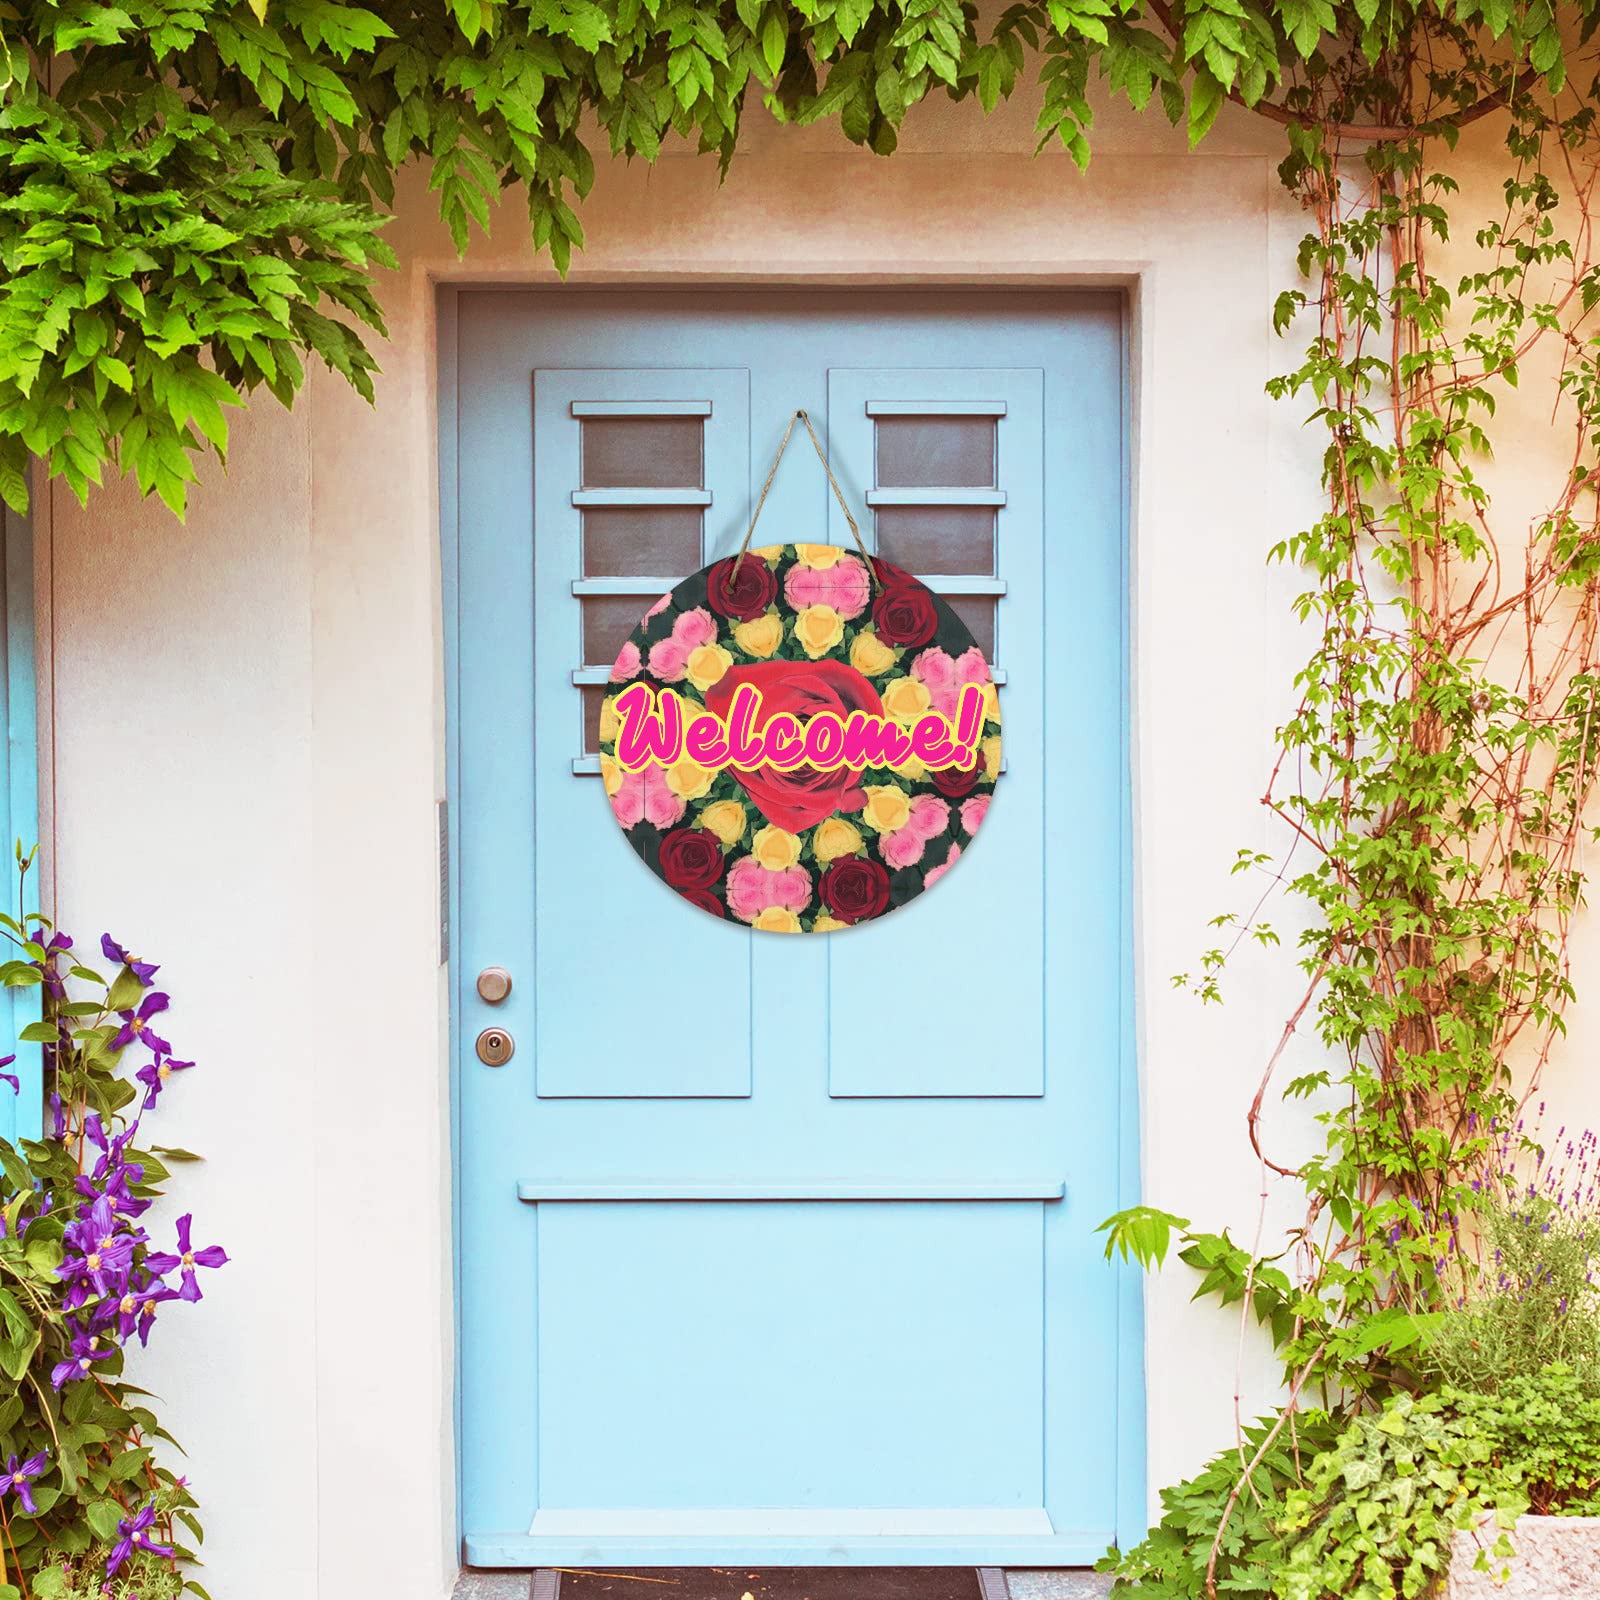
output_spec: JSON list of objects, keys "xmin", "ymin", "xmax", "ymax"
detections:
[{"xmin": 38, "ymin": 67, "xmax": 1498, "ymax": 1600}]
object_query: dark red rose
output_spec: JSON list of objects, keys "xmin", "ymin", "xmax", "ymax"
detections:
[
  {"xmin": 928, "ymin": 760, "xmax": 983, "ymax": 799},
  {"xmin": 658, "ymin": 827, "xmax": 724, "ymax": 889},
  {"xmin": 871, "ymin": 577, "xmax": 937, "ymax": 647},
  {"xmin": 678, "ymin": 887, "xmax": 725, "ymax": 917},
  {"xmin": 819, "ymin": 856, "xmax": 891, "ymax": 924},
  {"xmin": 705, "ymin": 659, "xmax": 884, "ymax": 832},
  {"xmin": 706, "ymin": 556, "xmax": 778, "ymax": 620}
]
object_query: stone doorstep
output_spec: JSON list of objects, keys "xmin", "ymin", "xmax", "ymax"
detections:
[
  {"xmin": 1445, "ymin": 1514, "xmax": 1600, "ymax": 1600},
  {"xmin": 451, "ymin": 1573, "xmax": 1112, "ymax": 1600}
]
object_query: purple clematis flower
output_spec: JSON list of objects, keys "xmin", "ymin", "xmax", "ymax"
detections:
[
  {"xmin": 106, "ymin": 1499, "xmax": 173, "ymax": 1578},
  {"xmin": 109, "ymin": 993, "xmax": 171, "ymax": 1056},
  {"xmin": 59, "ymin": 1197, "xmax": 143, "ymax": 1309},
  {"xmin": 48, "ymin": 1092, "xmax": 65, "ymax": 1140},
  {"xmin": 0, "ymin": 1450, "xmax": 47, "ymax": 1514},
  {"xmin": 136, "ymin": 1054, "xmax": 193, "ymax": 1109},
  {"xmin": 145, "ymin": 1213, "xmax": 227, "ymax": 1302},
  {"xmin": 50, "ymin": 1329, "xmax": 114, "ymax": 1389},
  {"xmin": 0, "ymin": 1052, "xmax": 17, "ymax": 1094},
  {"xmin": 101, "ymin": 935, "xmax": 158, "ymax": 987},
  {"xmin": 111, "ymin": 1278, "xmax": 173, "ymax": 1345}
]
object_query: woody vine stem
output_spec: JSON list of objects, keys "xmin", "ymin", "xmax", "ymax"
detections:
[{"xmin": 1113, "ymin": 26, "xmax": 1600, "ymax": 1595}]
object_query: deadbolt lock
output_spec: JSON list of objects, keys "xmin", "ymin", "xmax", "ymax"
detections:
[{"xmin": 475, "ymin": 1027, "xmax": 515, "ymax": 1067}]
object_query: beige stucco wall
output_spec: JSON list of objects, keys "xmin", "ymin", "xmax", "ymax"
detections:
[{"xmin": 36, "ymin": 65, "xmax": 1597, "ymax": 1600}]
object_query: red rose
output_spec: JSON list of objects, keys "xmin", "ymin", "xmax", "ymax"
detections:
[
  {"xmin": 658, "ymin": 827, "xmax": 724, "ymax": 889},
  {"xmin": 677, "ymin": 887, "xmax": 725, "ymax": 917},
  {"xmin": 819, "ymin": 856, "xmax": 890, "ymax": 924},
  {"xmin": 705, "ymin": 659, "xmax": 884, "ymax": 832},
  {"xmin": 871, "ymin": 577, "xmax": 937, "ymax": 648},
  {"xmin": 706, "ymin": 556, "xmax": 778, "ymax": 620},
  {"xmin": 928, "ymin": 761, "xmax": 982, "ymax": 799}
]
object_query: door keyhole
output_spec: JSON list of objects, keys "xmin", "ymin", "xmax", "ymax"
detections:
[{"xmin": 476, "ymin": 1028, "xmax": 514, "ymax": 1067}]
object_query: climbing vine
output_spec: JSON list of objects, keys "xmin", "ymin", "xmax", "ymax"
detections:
[{"xmin": 1099, "ymin": 10, "xmax": 1600, "ymax": 1595}]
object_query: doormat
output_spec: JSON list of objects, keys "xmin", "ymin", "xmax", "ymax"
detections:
[{"xmin": 558, "ymin": 1570, "xmax": 981, "ymax": 1600}]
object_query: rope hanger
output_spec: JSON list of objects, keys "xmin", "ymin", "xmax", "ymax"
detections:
[{"xmin": 729, "ymin": 409, "xmax": 881, "ymax": 591}]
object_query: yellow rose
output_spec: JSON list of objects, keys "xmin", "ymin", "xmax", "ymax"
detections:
[
  {"xmin": 751, "ymin": 544, "xmax": 784, "ymax": 563},
  {"xmin": 600, "ymin": 754, "xmax": 624, "ymax": 797},
  {"xmin": 751, "ymin": 825, "xmax": 802, "ymax": 871},
  {"xmin": 983, "ymin": 683, "xmax": 1001, "ymax": 724},
  {"xmin": 665, "ymin": 757, "xmax": 714, "ymax": 801},
  {"xmin": 899, "ymin": 755, "xmax": 927, "ymax": 781},
  {"xmin": 793, "ymin": 604, "xmax": 845, "ymax": 659},
  {"xmin": 881, "ymin": 675, "xmax": 932, "ymax": 724},
  {"xmin": 983, "ymin": 736, "xmax": 1003, "ymax": 780},
  {"xmin": 733, "ymin": 613, "xmax": 784, "ymax": 659},
  {"xmin": 812, "ymin": 915, "xmax": 850, "ymax": 933},
  {"xmin": 598, "ymin": 695, "xmax": 620, "ymax": 744},
  {"xmin": 686, "ymin": 643, "xmax": 733, "ymax": 692},
  {"xmin": 794, "ymin": 543, "xmax": 845, "ymax": 568},
  {"xmin": 752, "ymin": 906, "xmax": 802, "ymax": 934},
  {"xmin": 699, "ymin": 800, "xmax": 747, "ymax": 847},
  {"xmin": 812, "ymin": 816, "xmax": 863, "ymax": 864},
  {"xmin": 861, "ymin": 784, "xmax": 912, "ymax": 834},
  {"xmin": 850, "ymin": 630, "xmax": 898, "ymax": 676}
]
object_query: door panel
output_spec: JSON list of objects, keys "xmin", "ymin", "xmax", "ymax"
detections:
[
  {"xmin": 826, "ymin": 371, "xmax": 1045, "ymax": 1098},
  {"xmin": 449, "ymin": 290, "xmax": 1137, "ymax": 1568},
  {"xmin": 532, "ymin": 371, "xmax": 751, "ymax": 1098},
  {"xmin": 534, "ymin": 1199, "xmax": 1046, "ymax": 1525}
]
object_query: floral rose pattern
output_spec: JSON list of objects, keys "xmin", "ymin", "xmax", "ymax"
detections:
[{"xmin": 599, "ymin": 546, "xmax": 1002, "ymax": 932}]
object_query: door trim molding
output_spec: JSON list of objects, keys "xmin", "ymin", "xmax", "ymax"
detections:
[
  {"xmin": 517, "ymin": 1180, "xmax": 1066, "ymax": 1202},
  {"xmin": 438, "ymin": 284, "xmax": 1146, "ymax": 1565}
]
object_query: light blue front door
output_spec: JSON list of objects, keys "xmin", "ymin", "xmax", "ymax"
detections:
[{"xmin": 445, "ymin": 289, "xmax": 1140, "ymax": 1569}]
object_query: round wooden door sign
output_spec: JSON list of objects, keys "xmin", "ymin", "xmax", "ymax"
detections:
[{"xmin": 599, "ymin": 545, "xmax": 1002, "ymax": 932}]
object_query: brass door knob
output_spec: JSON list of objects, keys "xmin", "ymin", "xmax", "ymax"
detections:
[
  {"xmin": 475, "ymin": 1027, "xmax": 514, "ymax": 1067},
  {"xmin": 476, "ymin": 966, "xmax": 513, "ymax": 1004}
]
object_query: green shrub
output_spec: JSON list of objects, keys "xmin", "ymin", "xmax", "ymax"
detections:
[
  {"xmin": 1097, "ymin": 1412, "xmax": 1338, "ymax": 1600},
  {"xmin": 1426, "ymin": 1137, "xmax": 1600, "ymax": 1397},
  {"xmin": 1105, "ymin": 1368, "xmax": 1600, "ymax": 1600}
]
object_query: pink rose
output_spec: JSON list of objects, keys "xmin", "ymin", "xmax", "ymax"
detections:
[
  {"xmin": 645, "ymin": 592, "xmax": 673, "ymax": 620},
  {"xmin": 907, "ymin": 794, "xmax": 949, "ymax": 839},
  {"xmin": 610, "ymin": 770, "xmax": 644, "ymax": 830},
  {"xmin": 783, "ymin": 555, "xmax": 871, "ymax": 621},
  {"xmin": 878, "ymin": 795, "xmax": 950, "ymax": 870},
  {"xmin": 960, "ymin": 795, "xmax": 989, "ymax": 835},
  {"xmin": 725, "ymin": 855, "xmax": 812, "ymax": 923},
  {"xmin": 643, "ymin": 768, "xmax": 685, "ymax": 830},
  {"xmin": 880, "ymin": 825, "xmax": 929, "ymax": 870},
  {"xmin": 910, "ymin": 646, "xmax": 956, "ymax": 707},
  {"xmin": 952, "ymin": 646, "xmax": 990, "ymax": 686},
  {"xmin": 611, "ymin": 640, "xmax": 642, "ymax": 682},
  {"xmin": 912, "ymin": 644, "xmax": 990, "ymax": 720},
  {"xmin": 673, "ymin": 607, "xmax": 717, "ymax": 649},
  {"xmin": 647, "ymin": 637, "xmax": 689, "ymax": 682},
  {"xmin": 611, "ymin": 768, "xmax": 685, "ymax": 831},
  {"xmin": 924, "ymin": 842, "xmax": 961, "ymax": 888}
]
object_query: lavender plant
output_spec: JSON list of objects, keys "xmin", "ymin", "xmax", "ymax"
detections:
[
  {"xmin": 1426, "ymin": 1125, "xmax": 1600, "ymax": 1400},
  {"xmin": 0, "ymin": 862, "xmax": 224, "ymax": 1600}
]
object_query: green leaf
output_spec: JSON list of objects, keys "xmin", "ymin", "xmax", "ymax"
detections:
[
  {"xmin": 84, "ymin": 1499, "xmax": 123, "ymax": 1542},
  {"xmin": 104, "ymin": 969, "xmax": 144, "ymax": 1014},
  {"xmin": 1187, "ymin": 70, "xmax": 1224, "ymax": 145},
  {"xmin": 1097, "ymin": 1205, "xmax": 1190, "ymax": 1269}
]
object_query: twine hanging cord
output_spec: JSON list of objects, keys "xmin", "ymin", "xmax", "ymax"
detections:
[{"xmin": 729, "ymin": 409, "xmax": 881, "ymax": 591}]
